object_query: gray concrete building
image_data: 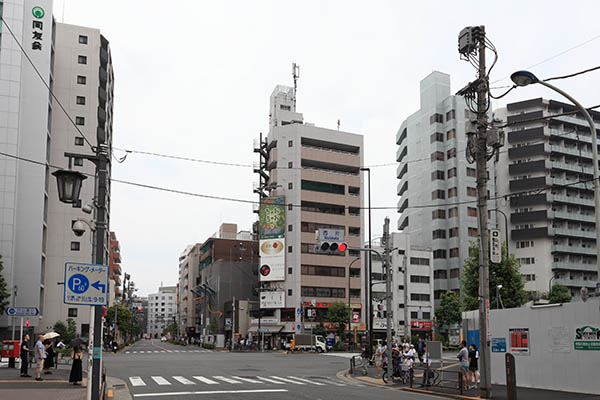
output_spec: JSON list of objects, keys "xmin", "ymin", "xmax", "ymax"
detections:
[
  {"xmin": 147, "ymin": 287, "xmax": 176, "ymax": 338},
  {"xmin": 396, "ymin": 72, "xmax": 495, "ymax": 303}
]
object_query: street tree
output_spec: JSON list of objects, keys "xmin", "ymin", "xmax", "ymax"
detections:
[
  {"xmin": 462, "ymin": 242, "xmax": 526, "ymax": 310},
  {"xmin": 326, "ymin": 302, "xmax": 351, "ymax": 339},
  {"xmin": 105, "ymin": 305, "xmax": 135, "ymax": 335},
  {"xmin": 434, "ymin": 290, "xmax": 462, "ymax": 335},
  {"xmin": 547, "ymin": 283, "xmax": 572, "ymax": 304},
  {"xmin": 53, "ymin": 320, "xmax": 68, "ymax": 342},
  {"xmin": 0, "ymin": 255, "xmax": 10, "ymax": 312}
]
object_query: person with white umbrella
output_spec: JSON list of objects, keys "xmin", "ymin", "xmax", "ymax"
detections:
[{"xmin": 42, "ymin": 332, "xmax": 59, "ymax": 374}]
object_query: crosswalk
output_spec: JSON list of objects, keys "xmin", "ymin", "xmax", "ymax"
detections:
[
  {"xmin": 124, "ymin": 349, "xmax": 210, "ymax": 354},
  {"xmin": 128, "ymin": 375, "xmax": 358, "ymax": 388}
]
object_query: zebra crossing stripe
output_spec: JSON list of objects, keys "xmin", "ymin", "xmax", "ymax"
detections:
[
  {"xmin": 230, "ymin": 376, "xmax": 263, "ymax": 384},
  {"xmin": 213, "ymin": 376, "xmax": 241, "ymax": 384},
  {"xmin": 193, "ymin": 376, "xmax": 219, "ymax": 385},
  {"xmin": 256, "ymin": 376, "xmax": 285, "ymax": 384},
  {"xmin": 125, "ymin": 351, "xmax": 130, "ymax": 354},
  {"xmin": 151, "ymin": 376, "xmax": 171, "ymax": 385},
  {"xmin": 129, "ymin": 377, "xmax": 145, "ymax": 387},
  {"xmin": 139, "ymin": 351, "xmax": 145, "ymax": 354},
  {"xmin": 287, "ymin": 376, "xmax": 325, "ymax": 385},
  {"xmin": 268, "ymin": 376, "xmax": 306, "ymax": 385},
  {"xmin": 172, "ymin": 376, "xmax": 195, "ymax": 385},
  {"xmin": 320, "ymin": 378, "xmax": 346, "ymax": 386}
]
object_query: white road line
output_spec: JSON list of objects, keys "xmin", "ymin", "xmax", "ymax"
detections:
[
  {"xmin": 132, "ymin": 351, "xmax": 137, "ymax": 353},
  {"xmin": 132, "ymin": 389, "xmax": 288, "ymax": 398},
  {"xmin": 125, "ymin": 351, "xmax": 130, "ymax": 354},
  {"xmin": 151, "ymin": 376, "xmax": 171, "ymax": 385},
  {"xmin": 319, "ymin": 378, "xmax": 346, "ymax": 386},
  {"xmin": 139, "ymin": 351, "xmax": 145, "ymax": 353},
  {"xmin": 286, "ymin": 376, "xmax": 325, "ymax": 386},
  {"xmin": 129, "ymin": 377, "xmax": 146, "ymax": 387},
  {"xmin": 230, "ymin": 376, "xmax": 263, "ymax": 384},
  {"xmin": 267, "ymin": 376, "xmax": 306, "ymax": 385},
  {"xmin": 172, "ymin": 376, "xmax": 195, "ymax": 385},
  {"xmin": 256, "ymin": 376, "xmax": 285, "ymax": 384},
  {"xmin": 193, "ymin": 376, "xmax": 219, "ymax": 385},
  {"xmin": 213, "ymin": 376, "xmax": 241, "ymax": 384}
]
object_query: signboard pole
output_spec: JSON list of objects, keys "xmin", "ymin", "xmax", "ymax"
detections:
[{"xmin": 87, "ymin": 306, "xmax": 94, "ymax": 400}]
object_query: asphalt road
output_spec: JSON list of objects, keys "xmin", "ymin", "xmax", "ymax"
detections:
[{"xmin": 103, "ymin": 340, "xmax": 436, "ymax": 400}]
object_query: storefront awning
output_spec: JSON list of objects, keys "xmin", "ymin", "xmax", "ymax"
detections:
[{"xmin": 248, "ymin": 324, "xmax": 284, "ymax": 333}]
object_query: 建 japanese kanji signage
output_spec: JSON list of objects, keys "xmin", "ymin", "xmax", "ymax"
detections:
[{"xmin": 64, "ymin": 262, "xmax": 109, "ymax": 306}]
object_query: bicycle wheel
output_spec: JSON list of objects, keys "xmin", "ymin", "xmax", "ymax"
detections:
[{"xmin": 382, "ymin": 372, "xmax": 388, "ymax": 384}]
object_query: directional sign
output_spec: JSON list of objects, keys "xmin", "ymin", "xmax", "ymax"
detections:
[
  {"xmin": 4, "ymin": 307, "xmax": 39, "ymax": 317},
  {"xmin": 490, "ymin": 229, "xmax": 501, "ymax": 263},
  {"xmin": 64, "ymin": 262, "xmax": 109, "ymax": 306}
]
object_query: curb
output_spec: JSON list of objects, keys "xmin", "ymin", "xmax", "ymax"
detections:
[
  {"xmin": 402, "ymin": 387, "xmax": 481, "ymax": 400},
  {"xmin": 106, "ymin": 376, "xmax": 132, "ymax": 400}
]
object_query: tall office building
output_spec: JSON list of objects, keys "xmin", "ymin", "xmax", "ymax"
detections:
[
  {"xmin": 396, "ymin": 72, "xmax": 495, "ymax": 302},
  {"xmin": 147, "ymin": 286, "xmax": 176, "ymax": 338},
  {"xmin": 495, "ymin": 98, "xmax": 600, "ymax": 297},
  {"xmin": 255, "ymin": 84, "xmax": 364, "ymax": 341},
  {"xmin": 0, "ymin": 0, "xmax": 114, "ymax": 337}
]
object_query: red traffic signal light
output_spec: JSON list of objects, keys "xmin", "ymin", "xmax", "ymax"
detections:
[
  {"xmin": 338, "ymin": 242, "xmax": 347, "ymax": 252},
  {"xmin": 26, "ymin": 320, "xmax": 30, "ymax": 327},
  {"xmin": 319, "ymin": 241, "xmax": 347, "ymax": 254}
]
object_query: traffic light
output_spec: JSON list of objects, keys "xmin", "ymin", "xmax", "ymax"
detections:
[{"xmin": 316, "ymin": 229, "xmax": 347, "ymax": 255}]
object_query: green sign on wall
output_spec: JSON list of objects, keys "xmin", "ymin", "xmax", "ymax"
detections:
[
  {"xmin": 259, "ymin": 197, "xmax": 286, "ymax": 239},
  {"xmin": 574, "ymin": 326, "xmax": 600, "ymax": 350}
]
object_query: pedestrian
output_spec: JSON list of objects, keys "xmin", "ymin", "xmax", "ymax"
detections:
[
  {"xmin": 34, "ymin": 334, "xmax": 46, "ymax": 381},
  {"xmin": 408, "ymin": 344, "xmax": 418, "ymax": 360},
  {"xmin": 69, "ymin": 344, "xmax": 83, "ymax": 386},
  {"xmin": 402, "ymin": 338, "xmax": 410, "ymax": 353},
  {"xmin": 457, "ymin": 341, "xmax": 469, "ymax": 389},
  {"xmin": 20, "ymin": 334, "xmax": 31, "ymax": 377},
  {"xmin": 420, "ymin": 345, "xmax": 433, "ymax": 387},
  {"xmin": 43, "ymin": 339, "xmax": 55, "ymax": 374},
  {"xmin": 468, "ymin": 344, "xmax": 479, "ymax": 389},
  {"xmin": 416, "ymin": 337, "xmax": 425, "ymax": 362},
  {"xmin": 373, "ymin": 343, "xmax": 384, "ymax": 378}
]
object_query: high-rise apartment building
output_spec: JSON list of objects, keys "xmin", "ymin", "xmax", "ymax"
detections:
[
  {"xmin": 495, "ymin": 98, "xmax": 600, "ymax": 297},
  {"xmin": 0, "ymin": 0, "xmax": 114, "ymax": 337},
  {"xmin": 256, "ymin": 84, "xmax": 364, "ymax": 341},
  {"xmin": 147, "ymin": 286, "xmax": 176, "ymax": 338},
  {"xmin": 396, "ymin": 72, "xmax": 495, "ymax": 302}
]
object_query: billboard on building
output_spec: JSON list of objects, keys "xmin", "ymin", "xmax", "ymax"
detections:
[
  {"xmin": 259, "ymin": 197, "xmax": 286, "ymax": 239},
  {"xmin": 260, "ymin": 291, "xmax": 285, "ymax": 308},
  {"xmin": 259, "ymin": 238, "xmax": 285, "ymax": 281}
]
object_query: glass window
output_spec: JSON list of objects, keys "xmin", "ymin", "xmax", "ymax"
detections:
[
  {"xmin": 467, "ymin": 187, "xmax": 477, "ymax": 197},
  {"xmin": 446, "ymin": 110, "xmax": 456, "ymax": 121},
  {"xmin": 432, "ymin": 229, "xmax": 446, "ymax": 239},
  {"xmin": 71, "ymin": 241, "xmax": 80, "ymax": 251},
  {"xmin": 78, "ymin": 55, "xmax": 87, "ymax": 64},
  {"xmin": 431, "ymin": 170, "xmax": 444, "ymax": 181},
  {"xmin": 76, "ymin": 96, "xmax": 86, "ymax": 105},
  {"xmin": 432, "ymin": 209, "xmax": 446, "ymax": 219},
  {"xmin": 467, "ymin": 207, "xmax": 477, "ymax": 217},
  {"xmin": 432, "ymin": 190, "xmax": 445, "ymax": 200},
  {"xmin": 448, "ymin": 187, "xmax": 457, "ymax": 198},
  {"xmin": 75, "ymin": 116, "xmax": 85, "ymax": 125},
  {"xmin": 448, "ymin": 167, "xmax": 457, "ymax": 178},
  {"xmin": 447, "ymin": 129, "xmax": 456, "ymax": 140},
  {"xmin": 79, "ymin": 35, "xmax": 88, "ymax": 44},
  {"xmin": 431, "ymin": 151, "xmax": 444, "ymax": 162},
  {"xmin": 77, "ymin": 75, "xmax": 86, "ymax": 84},
  {"xmin": 74, "ymin": 137, "xmax": 84, "ymax": 146},
  {"xmin": 447, "ymin": 148, "xmax": 457, "ymax": 159},
  {"xmin": 467, "ymin": 167, "xmax": 476, "ymax": 177},
  {"xmin": 430, "ymin": 132, "xmax": 444, "ymax": 143},
  {"xmin": 68, "ymin": 308, "xmax": 78, "ymax": 317}
]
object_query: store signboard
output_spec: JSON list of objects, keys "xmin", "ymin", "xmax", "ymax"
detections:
[{"xmin": 260, "ymin": 291, "xmax": 285, "ymax": 308}]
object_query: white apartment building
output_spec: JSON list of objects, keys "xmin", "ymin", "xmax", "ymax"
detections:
[
  {"xmin": 0, "ymin": 0, "xmax": 114, "ymax": 337},
  {"xmin": 396, "ymin": 71, "xmax": 495, "ymax": 303},
  {"xmin": 495, "ymin": 98, "xmax": 600, "ymax": 297},
  {"xmin": 147, "ymin": 286, "xmax": 176, "ymax": 337}
]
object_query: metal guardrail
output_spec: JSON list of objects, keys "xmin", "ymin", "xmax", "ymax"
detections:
[{"xmin": 410, "ymin": 365, "xmax": 464, "ymax": 395}]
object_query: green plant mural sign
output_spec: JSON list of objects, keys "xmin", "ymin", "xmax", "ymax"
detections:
[{"xmin": 259, "ymin": 197, "xmax": 285, "ymax": 239}]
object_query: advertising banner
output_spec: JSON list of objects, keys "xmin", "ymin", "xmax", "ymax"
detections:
[
  {"xmin": 260, "ymin": 291, "xmax": 285, "ymax": 308},
  {"xmin": 259, "ymin": 197, "xmax": 286, "ymax": 239},
  {"xmin": 574, "ymin": 325, "xmax": 600, "ymax": 350},
  {"xmin": 509, "ymin": 328, "xmax": 530, "ymax": 355},
  {"xmin": 259, "ymin": 238, "xmax": 285, "ymax": 281}
]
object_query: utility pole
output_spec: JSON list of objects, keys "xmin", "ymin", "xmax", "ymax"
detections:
[
  {"xmin": 403, "ymin": 255, "xmax": 410, "ymax": 340},
  {"xmin": 383, "ymin": 217, "xmax": 393, "ymax": 383}
]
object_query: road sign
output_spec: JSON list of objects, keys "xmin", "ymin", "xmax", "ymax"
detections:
[
  {"xmin": 64, "ymin": 262, "xmax": 109, "ymax": 306},
  {"xmin": 4, "ymin": 307, "xmax": 39, "ymax": 317},
  {"xmin": 297, "ymin": 308, "xmax": 302, "ymax": 315},
  {"xmin": 100, "ymin": 306, "xmax": 106, "ymax": 318},
  {"xmin": 490, "ymin": 229, "xmax": 501, "ymax": 263}
]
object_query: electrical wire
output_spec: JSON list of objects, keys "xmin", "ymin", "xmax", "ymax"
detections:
[{"xmin": 544, "ymin": 65, "xmax": 600, "ymax": 83}]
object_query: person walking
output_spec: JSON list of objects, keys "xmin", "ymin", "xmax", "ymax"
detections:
[
  {"xmin": 457, "ymin": 341, "xmax": 469, "ymax": 389},
  {"xmin": 69, "ymin": 344, "xmax": 83, "ymax": 386},
  {"xmin": 468, "ymin": 344, "xmax": 479, "ymax": 389},
  {"xmin": 373, "ymin": 343, "xmax": 384, "ymax": 378},
  {"xmin": 34, "ymin": 334, "xmax": 46, "ymax": 381},
  {"xmin": 416, "ymin": 337, "xmax": 425, "ymax": 362},
  {"xmin": 43, "ymin": 339, "xmax": 55, "ymax": 374},
  {"xmin": 20, "ymin": 334, "xmax": 31, "ymax": 377}
]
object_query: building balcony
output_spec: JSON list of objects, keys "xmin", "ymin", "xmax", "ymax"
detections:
[
  {"xmin": 552, "ymin": 262, "xmax": 597, "ymax": 273},
  {"xmin": 551, "ymin": 194, "xmax": 594, "ymax": 207},
  {"xmin": 550, "ymin": 145, "xmax": 593, "ymax": 160},
  {"xmin": 550, "ymin": 227, "xmax": 597, "ymax": 239},
  {"xmin": 397, "ymin": 163, "xmax": 407, "ymax": 180},
  {"xmin": 397, "ymin": 180, "xmax": 407, "ymax": 197},
  {"xmin": 550, "ymin": 210, "xmax": 596, "ymax": 224},
  {"xmin": 396, "ymin": 127, "xmax": 407, "ymax": 146},
  {"xmin": 551, "ymin": 245, "xmax": 597, "ymax": 256},
  {"xmin": 551, "ymin": 178, "xmax": 590, "ymax": 190},
  {"xmin": 554, "ymin": 278, "xmax": 597, "ymax": 288},
  {"xmin": 550, "ymin": 160, "xmax": 593, "ymax": 175},
  {"xmin": 396, "ymin": 145, "xmax": 407, "ymax": 163}
]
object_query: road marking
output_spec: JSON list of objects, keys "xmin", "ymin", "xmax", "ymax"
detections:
[
  {"xmin": 151, "ymin": 376, "xmax": 171, "ymax": 385},
  {"xmin": 151, "ymin": 339, "xmax": 170, "ymax": 352},
  {"xmin": 172, "ymin": 376, "xmax": 195, "ymax": 385},
  {"xmin": 213, "ymin": 376, "xmax": 241, "ymax": 384},
  {"xmin": 256, "ymin": 376, "xmax": 285, "ymax": 384},
  {"xmin": 133, "ymin": 389, "xmax": 288, "ymax": 398},
  {"xmin": 132, "ymin": 351, "xmax": 137, "ymax": 353},
  {"xmin": 139, "ymin": 351, "xmax": 145, "ymax": 354},
  {"xmin": 230, "ymin": 376, "xmax": 262, "ymax": 384},
  {"xmin": 319, "ymin": 378, "xmax": 346, "ymax": 386},
  {"xmin": 193, "ymin": 376, "xmax": 219, "ymax": 385},
  {"xmin": 287, "ymin": 376, "xmax": 325, "ymax": 385},
  {"xmin": 129, "ymin": 377, "xmax": 146, "ymax": 387},
  {"xmin": 125, "ymin": 351, "xmax": 130, "ymax": 354},
  {"xmin": 267, "ymin": 376, "xmax": 306, "ymax": 385}
]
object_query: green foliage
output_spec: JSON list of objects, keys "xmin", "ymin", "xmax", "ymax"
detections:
[
  {"xmin": 312, "ymin": 322, "xmax": 326, "ymax": 336},
  {"xmin": 209, "ymin": 316, "xmax": 219, "ymax": 334},
  {"xmin": 53, "ymin": 321, "xmax": 68, "ymax": 342},
  {"xmin": 547, "ymin": 283, "xmax": 572, "ymax": 304},
  {"xmin": 326, "ymin": 302, "xmax": 351, "ymax": 338},
  {"xmin": 0, "ymin": 255, "xmax": 10, "ymax": 312},
  {"xmin": 163, "ymin": 322, "xmax": 178, "ymax": 337},
  {"xmin": 434, "ymin": 291, "xmax": 463, "ymax": 330},
  {"xmin": 462, "ymin": 242, "xmax": 526, "ymax": 310},
  {"xmin": 66, "ymin": 318, "xmax": 77, "ymax": 341},
  {"xmin": 202, "ymin": 343, "xmax": 215, "ymax": 350},
  {"xmin": 332, "ymin": 341, "xmax": 348, "ymax": 351},
  {"xmin": 105, "ymin": 305, "xmax": 136, "ymax": 335}
]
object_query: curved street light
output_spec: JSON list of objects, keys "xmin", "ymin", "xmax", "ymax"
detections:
[{"xmin": 511, "ymin": 70, "xmax": 600, "ymax": 296}]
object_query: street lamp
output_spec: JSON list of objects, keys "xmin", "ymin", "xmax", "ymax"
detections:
[
  {"xmin": 359, "ymin": 167, "xmax": 372, "ymax": 356},
  {"xmin": 496, "ymin": 285, "xmax": 504, "ymax": 309},
  {"xmin": 347, "ymin": 257, "xmax": 361, "ymax": 345},
  {"xmin": 489, "ymin": 208, "xmax": 509, "ymax": 255},
  {"xmin": 511, "ymin": 70, "xmax": 600, "ymax": 296},
  {"xmin": 52, "ymin": 169, "xmax": 87, "ymax": 204}
]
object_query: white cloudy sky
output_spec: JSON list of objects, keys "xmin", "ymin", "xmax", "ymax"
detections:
[{"xmin": 53, "ymin": 0, "xmax": 600, "ymax": 295}]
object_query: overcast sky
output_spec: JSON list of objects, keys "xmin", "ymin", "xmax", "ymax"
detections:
[{"xmin": 53, "ymin": 0, "xmax": 600, "ymax": 296}]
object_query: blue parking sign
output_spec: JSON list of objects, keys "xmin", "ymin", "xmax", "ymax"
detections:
[{"xmin": 64, "ymin": 262, "xmax": 109, "ymax": 306}]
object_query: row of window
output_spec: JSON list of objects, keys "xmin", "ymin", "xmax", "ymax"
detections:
[
  {"xmin": 517, "ymin": 257, "xmax": 536, "ymax": 265},
  {"xmin": 301, "ymin": 286, "xmax": 346, "ymax": 298},
  {"xmin": 432, "ymin": 187, "xmax": 477, "ymax": 200},
  {"xmin": 431, "ymin": 167, "xmax": 477, "ymax": 181},
  {"xmin": 432, "ymin": 227, "xmax": 478, "ymax": 239},
  {"xmin": 430, "ymin": 109, "xmax": 473, "ymax": 125}
]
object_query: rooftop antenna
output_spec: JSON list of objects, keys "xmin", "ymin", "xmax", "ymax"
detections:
[
  {"xmin": 292, "ymin": 63, "xmax": 300, "ymax": 112},
  {"xmin": 337, "ymin": 119, "xmax": 340, "ymax": 131}
]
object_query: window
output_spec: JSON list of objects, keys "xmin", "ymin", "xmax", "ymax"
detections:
[
  {"xmin": 301, "ymin": 265, "xmax": 345, "ymax": 277},
  {"xmin": 301, "ymin": 200, "xmax": 345, "ymax": 215},
  {"xmin": 430, "ymin": 132, "xmax": 444, "ymax": 143},
  {"xmin": 68, "ymin": 308, "xmax": 78, "ymax": 317},
  {"xmin": 448, "ymin": 207, "xmax": 458, "ymax": 218},
  {"xmin": 433, "ymin": 249, "xmax": 447, "ymax": 259},
  {"xmin": 450, "ymin": 268, "xmax": 460, "ymax": 278},
  {"xmin": 447, "ymin": 148, "xmax": 457, "ymax": 159},
  {"xmin": 350, "ymin": 268, "xmax": 361, "ymax": 278},
  {"xmin": 288, "ymin": 246, "xmax": 292, "ymax": 253},
  {"xmin": 349, "ymin": 227, "xmax": 360, "ymax": 236},
  {"xmin": 468, "ymin": 227, "xmax": 478, "ymax": 237},
  {"xmin": 288, "ymin": 140, "xmax": 293, "ymax": 147},
  {"xmin": 446, "ymin": 110, "xmax": 456, "ymax": 121},
  {"xmin": 75, "ymin": 116, "xmax": 85, "ymax": 125},
  {"xmin": 301, "ymin": 286, "xmax": 345, "ymax": 298},
  {"xmin": 76, "ymin": 96, "xmax": 86, "ymax": 105},
  {"xmin": 349, "ymin": 186, "xmax": 360, "ymax": 196},
  {"xmin": 447, "ymin": 129, "xmax": 456, "ymax": 140},
  {"xmin": 411, "ymin": 293, "xmax": 430, "ymax": 301},
  {"xmin": 71, "ymin": 241, "xmax": 81, "ymax": 251},
  {"xmin": 410, "ymin": 275, "xmax": 430, "ymax": 284},
  {"xmin": 434, "ymin": 270, "xmax": 447, "ymax": 279},
  {"xmin": 288, "ymin": 289, "xmax": 292, "ymax": 296},
  {"xmin": 432, "ymin": 229, "xmax": 446, "ymax": 239},
  {"xmin": 280, "ymin": 104, "xmax": 291, "ymax": 111},
  {"xmin": 431, "ymin": 170, "xmax": 444, "ymax": 181},
  {"xmin": 467, "ymin": 187, "xmax": 477, "ymax": 197},
  {"xmin": 288, "ymin": 182, "xmax": 293, "ymax": 189},
  {"xmin": 74, "ymin": 158, "xmax": 84, "ymax": 166},
  {"xmin": 467, "ymin": 207, "xmax": 477, "ymax": 217},
  {"xmin": 74, "ymin": 137, "xmax": 84, "ymax": 146},
  {"xmin": 430, "ymin": 113, "xmax": 443, "ymax": 124},
  {"xmin": 288, "ymin": 161, "xmax": 293, "ymax": 168},
  {"xmin": 467, "ymin": 167, "xmax": 476, "ymax": 177},
  {"xmin": 448, "ymin": 187, "xmax": 457, "ymax": 198},
  {"xmin": 301, "ymin": 180, "xmax": 344, "ymax": 195},
  {"xmin": 78, "ymin": 55, "xmax": 87, "ymax": 64},
  {"xmin": 517, "ymin": 257, "xmax": 535, "ymax": 265},
  {"xmin": 288, "ymin": 224, "xmax": 293, "ymax": 232},
  {"xmin": 301, "ymin": 221, "xmax": 345, "ymax": 233},
  {"xmin": 432, "ymin": 190, "xmax": 445, "ymax": 200},
  {"xmin": 72, "ymin": 199, "xmax": 82, "ymax": 208},
  {"xmin": 349, "ymin": 289, "xmax": 361, "ymax": 298},
  {"xmin": 410, "ymin": 257, "xmax": 430, "ymax": 266},
  {"xmin": 449, "ymin": 227, "xmax": 459, "ymax": 237},
  {"xmin": 348, "ymin": 207, "xmax": 360, "ymax": 216},
  {"xmin": 398, "ymin": 303, "xmax": 405, "ymax": 308},
  {"xmin": 516, "ymin": 241, "xmax": 534, "ymax": 248},
  {"xmin": 79, "ymin": 35, "xmax": 88, "ymax": 44},
  {"xmin": 432, "ymin": 209, "xmax": 446, "ymax": 219},
  {"xmin": 288, "ymin": 204, "xmax": 293, "ymax": 211},
  {"xmin": 431, "ymin": 151, "xmax": 444, "ymax": 162},
  {"xmin": 449, "ymin": 248, "xmax": 459, "ymax": 258},
  {"xmin": 448, "ymin": 167, "xmax": 457, "ymax": 178},
  {"xmin": 77, "ymin": 75, "xmax": 86, "ymax": 84}
]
